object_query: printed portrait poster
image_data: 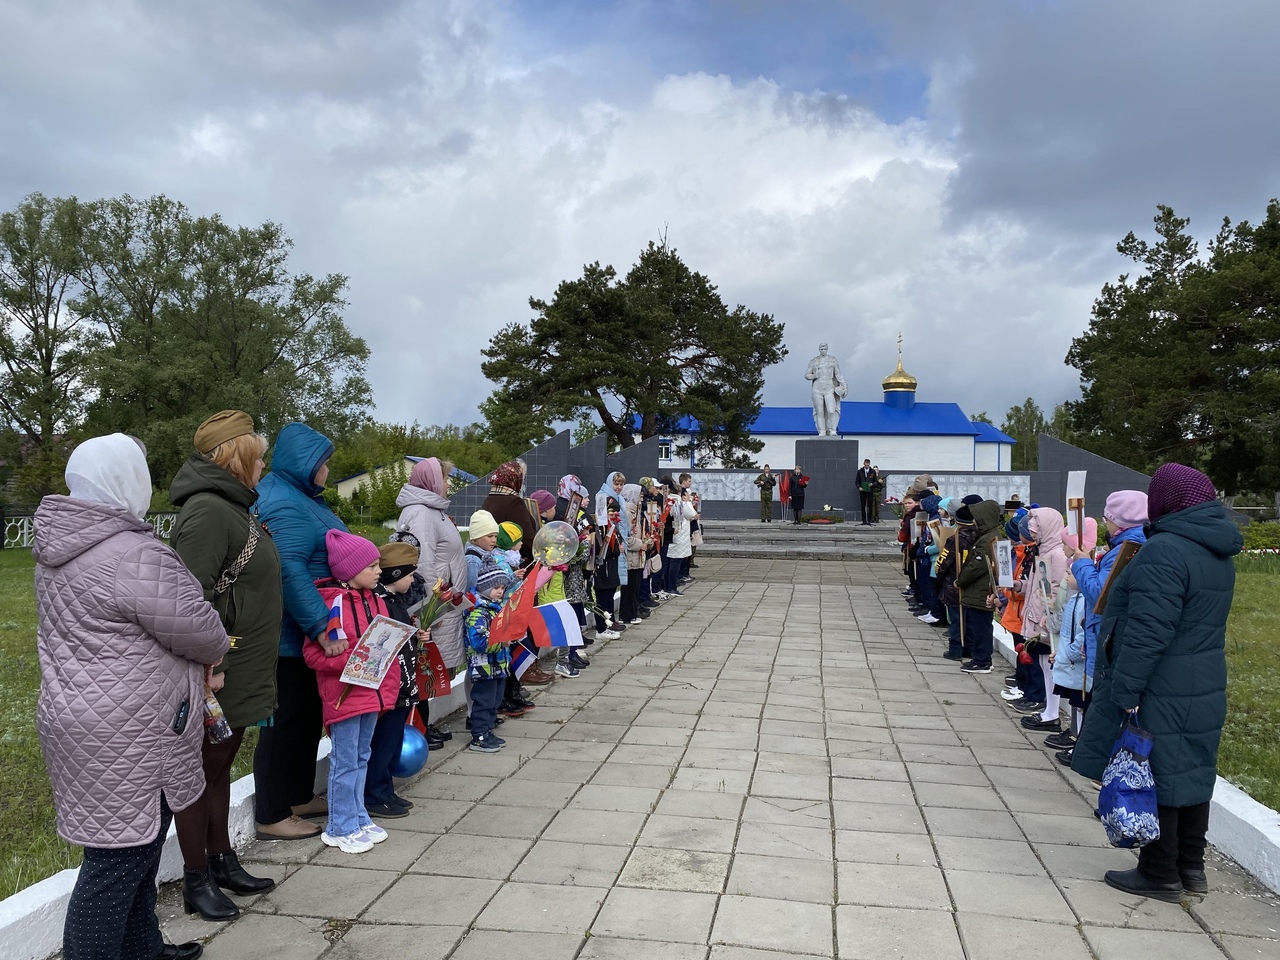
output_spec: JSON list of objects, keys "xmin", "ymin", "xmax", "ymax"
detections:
[
  {"xmin": 340, "ymin": 615, "xmax": 416, "ymax": 689},
  {"xmin": 995, "ymin": 540, "xmax": 1015, "ymax": 588}
]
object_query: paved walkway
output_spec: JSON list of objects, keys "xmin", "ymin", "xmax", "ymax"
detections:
[{"xmin": 159, "ymin": 559, "xmax": 1280, "ymax": 960}]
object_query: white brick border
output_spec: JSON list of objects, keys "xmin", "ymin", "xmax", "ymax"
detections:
[{"xmin": 993, "ymin": 623, "xmax": 1280, "ymax": 895}]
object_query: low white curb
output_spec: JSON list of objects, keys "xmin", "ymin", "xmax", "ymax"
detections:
[{"xmin": 992, "ymin": 623, "xmax": 1280, "ymax": 895}]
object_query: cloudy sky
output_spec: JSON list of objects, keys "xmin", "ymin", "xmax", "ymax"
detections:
[{"xmin": 3, "ymin": 0, "xmax": 1278, "ymax": 429}]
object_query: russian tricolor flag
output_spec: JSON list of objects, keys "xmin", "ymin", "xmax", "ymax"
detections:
[
  {"xmin": 509, "ymin": 643, "xmax": 536, "ymax": 678},
  {"xmin": 325, "ymin": 597, "xmax": 346, "ymax": 644},
  {"xmin": 529, "ymin": 600, "xmax": 584, "ymax": 649}
]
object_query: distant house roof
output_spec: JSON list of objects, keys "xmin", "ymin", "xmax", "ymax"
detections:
[
  {"xmin": 632, "ymin": 402, "xmax": 997, "ymax": 438},
  {"xmin": 970, "ymin": 421, "xmax": 1017, "ymax": 444}
]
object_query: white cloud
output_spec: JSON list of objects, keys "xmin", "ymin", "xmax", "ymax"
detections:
[{"xmin": 6, "ymin": 0, "xmax": 1274, "ymax": 437}]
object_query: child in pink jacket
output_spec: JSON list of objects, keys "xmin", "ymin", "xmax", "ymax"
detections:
[{"xmin": 304, "ymin": 530, "xmax": 401, "ymax": 854}]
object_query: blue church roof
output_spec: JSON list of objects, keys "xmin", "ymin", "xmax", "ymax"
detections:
[
  {"xmin": 970, "ymin": 421, "xmax": 1017, "ymax": 444},
  {"xmin": 746, "ymin": 401, "xmax": 979, "ymax": 437},
  {"xmin": 635, "ymin": 401, "xmax": 1013, "ymax": 440}
]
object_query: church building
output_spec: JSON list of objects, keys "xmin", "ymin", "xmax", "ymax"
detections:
[{"xmin": 648, "ymin": 349, "xmax": 1016, "ymax": 472}]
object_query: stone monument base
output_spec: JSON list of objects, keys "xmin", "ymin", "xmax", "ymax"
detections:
[{"xmin": 795, "ymin": 438, "xmax": 861, "ymax": 520}]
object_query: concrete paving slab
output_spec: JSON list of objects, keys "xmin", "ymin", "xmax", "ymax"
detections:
[
  {"xmin": 726, "ymin": 852, "xmax": 834, "ymax": 903},
  {"xmin": 835, "ymin": 904, "xmax": 965, "ymax": 960},
  {"xmin": 593, "ymin": 887, "xmax": 718, "ymax": 943},
  {"xmin": 711, "ymin": 894, "xmax": 834, "ymax": 955},
  {"xmin": 511, "ymin": 840, "xmax": 630, "ymax": 887},
  {"xmin": 408, "ymin": 832, "xmax": 532, "ymax": 880},
  {"xmin": 473, "ymin": 881, "xmax": 606, "ymax": 934},
  {"xmin": 618, "ymin": 845, "xmax": 731, "ymax": 893}
]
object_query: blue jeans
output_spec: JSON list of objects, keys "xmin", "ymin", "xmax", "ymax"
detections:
[
  {"xmin": 328, "ymin": 711, "xmax": 378, "ymax": 836},
  {"xmin": 665, "ymin": 555, "xmax": 684, "ymax": 594},
  {"xmin": 470, "ymin": 676, "xmax": 506, "ymax": 739},
  {"xmin": 366, "ymin": 705, "xmax": 411, "ymax": 807}
]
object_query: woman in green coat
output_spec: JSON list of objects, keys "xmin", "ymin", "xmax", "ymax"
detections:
[
  {"xmin": 168, "ymin": 411, "xmax": 283, "ymax": 919},
  {"xmin": 1071, "ymin": 463, "xmax": 1242, "ymax": 902}
]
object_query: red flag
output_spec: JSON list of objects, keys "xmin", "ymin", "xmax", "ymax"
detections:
[
  {"xmin": 489, "ymin": 561, "xmax": 546, "ymax": 645},
  {"xmin": 779, "ymin": 471, "xmax": 791, "ymax": 506},
  {"xmin": 421, "ymin": 641, "xmax": 450, "ymax": 699}
]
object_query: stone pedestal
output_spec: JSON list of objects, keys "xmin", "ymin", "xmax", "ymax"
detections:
[{"xmin": 794, "ymin": 438, "xmax": 861, "ymax": 520}]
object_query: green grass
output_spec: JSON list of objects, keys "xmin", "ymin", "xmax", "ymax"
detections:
[
  {"xmin": 1220, "ymin": 571, "xmax": 1280, "ymax": 811},
  {"xmin": 0, "ymin": 550, "xmax": 82, "ymax": 898}
]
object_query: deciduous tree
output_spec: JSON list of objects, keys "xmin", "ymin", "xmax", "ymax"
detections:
[{"xmin": 481, "ymin": 241, "xmax": 786, "ymax": 466}]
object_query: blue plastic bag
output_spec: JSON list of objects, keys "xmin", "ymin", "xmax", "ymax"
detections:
[{"xmin": 1098, "ymin": 711, "xmax": 1161, "ymax": 848}]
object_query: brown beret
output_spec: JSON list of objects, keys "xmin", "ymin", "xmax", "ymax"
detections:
[
  {"xmin": 194, "ymin": 410, "xmax": 255, "ymax": 455},
  {"xmin": 379, "ymin": 540, "xmax": 419, "ymax": 568}
]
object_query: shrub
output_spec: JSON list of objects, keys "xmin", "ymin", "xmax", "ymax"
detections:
[{"xmin": 1243, "ymin": 522, "xmax": 1280, "ymax": 551}]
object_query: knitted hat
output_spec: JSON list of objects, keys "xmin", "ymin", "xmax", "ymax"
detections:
[
  {"xmin": 475, "ymin": 555, "xmax": 512, "ymax": 595},
  {"xmin": 326, "ymin": 529, "xmax": 382, "ymax": 582},
  {"xmin": 379, "ymin": 540, "xmax": 419, "ymax": 584},
  {"xmin": 920, "ymin": 494, "xmax": 942, "ymax": 518},
  {"xmin": 496, "ymin": 521, "xmax": 524, "ymax": 550},
  {"xmin": 1017, "ymin": 513, "xmax": 1034, "ymax": 542},
  {"xmin": 955, "ymin": 505, "xmax": 975, "ymax": 525},
  {"xmin": 1103, "ymin": 490, "xmax": 1149, "ymax": 530},
  {"xmin": 961, "ymin": 494, "xmax": 983, "ymax": 505},
  {"xmin": 1148, "ymin": 463, "xmax": 1216, "ymax": 521},
  {"xmin": 1003, "ymin": 518, "xmax": 1020, "ymax": 540},
  {"xmin": 1062, "ymin": 516, "xmax": 1098, "ymax": 553},
  {"xmin": 468, "ymin": 510, "xmax": 499, "ymax": 539},
  {"xmin": 194, "ymin": 410, "xmax": 255, "ymax": 455},
  {"xmin": 531, "ymin": 490, "xmax": 557, "ymax": 514},
  {"xmin": 938, "ymin": 497, "xmax": 960, "ymax": 517}
]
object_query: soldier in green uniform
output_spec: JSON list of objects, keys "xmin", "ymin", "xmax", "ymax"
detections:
[{"xmin": 754, "ymin": 465, "xmax": 777, "ymax": 523}]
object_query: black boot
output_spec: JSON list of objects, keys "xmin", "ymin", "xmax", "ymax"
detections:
[
  {"xmin": 182, "ymin": 868, "xmax": 239, "ymax": 920},
  {"xmin": 208, "ymin": 850, "xmax": 275, "ymax": 894},
  {"xmin": 1180, "ymin": 867, "xmax": 1209, "ymax": 894},
  {"xmin": 153, "ymin": 942, "xmax": 204, "ymax": 960},
  {"xmin": 1103, "ymin": 867, "xmax": 1184, "ymax": 903}
]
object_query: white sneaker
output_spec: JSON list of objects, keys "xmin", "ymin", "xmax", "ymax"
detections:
[
  {"xmin": 627, "ymin": 618, "xmax": 642, "ymax": 625},
  {"xmin": 1000, "ymin": 687, "xmax": 1024, "ymax": 701},
  {"xmin": 321, "ymin": 830, "xmax": 373, "ymax": 854},
  {"xmin": 359, "ymin": 823, "xmax": 388, "ymax": 844},
  {"xmin": 917, "ymin": 614, "xmax": 939, "ymax": 624},
  {"xmin": 595, "ymin": 629, "xmax": 621, "ymax": 640}
]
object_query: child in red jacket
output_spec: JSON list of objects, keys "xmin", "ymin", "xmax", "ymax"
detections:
[{"xmin": 304, "ymin": 530, "xmax": 401, "ymax": 854}]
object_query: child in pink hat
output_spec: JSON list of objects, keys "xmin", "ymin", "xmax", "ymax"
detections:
[{"xmin": 302, "ymin": 530, "xmax": 401, "ymax": 854}]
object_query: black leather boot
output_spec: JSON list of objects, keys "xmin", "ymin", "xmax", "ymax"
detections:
[
  {"xmin": 1103, "ymin": 867, "xmax": 1183, "ymax": 903},
  {"xmin": 182, "ymin": 868, "xmax": 239, "ymax": 920},
  {"xmin": 209, "ymin": 850, "xmax": 275, "ymax": 894},
  {"xmin": 153, "ymin": 941, "xmax": 203, "ymax": 960},
  {"xmin": 1180, "ymin": 867, "xmax": 1209, "ymax": 894}
]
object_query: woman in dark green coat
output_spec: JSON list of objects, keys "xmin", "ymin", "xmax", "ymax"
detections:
[
  {"xmin": 1072, "ymin": 463, "xmax": 1242, "ymax": 902},
  {"xmin": 168, "ymin": 411, "xmax": 283, "ymax": 918}
]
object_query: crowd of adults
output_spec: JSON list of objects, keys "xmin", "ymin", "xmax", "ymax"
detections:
[
  {"xmin": 31, "ymin": 416, "xmax": 705, "ymax": 960},
  {"xmin": 897, "ymin": 467, "xmax": 1242, "ymax": 902}
]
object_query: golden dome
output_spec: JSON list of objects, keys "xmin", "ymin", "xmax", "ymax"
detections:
[{"xmin": 882, "ymin": 357, "xmax": 918, "ymax": 393}]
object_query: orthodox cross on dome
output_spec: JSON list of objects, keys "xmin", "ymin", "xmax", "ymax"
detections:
[{"xmin": 883, "ymin": 332, "xmax": 917, "ymax": 393}]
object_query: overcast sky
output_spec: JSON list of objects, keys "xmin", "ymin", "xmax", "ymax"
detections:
[{"xmin": 3, "ymin": 0, "xmax": 1278, "ymax": 428}]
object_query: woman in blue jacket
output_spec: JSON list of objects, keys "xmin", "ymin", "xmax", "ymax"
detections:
[
  {"xmin": 251, "ymin": 423, "xmax": 347, "ymax": 840},
  {"xmin": 1071, "ymin": 466, "xmax": 1242, "ymax": 902}
]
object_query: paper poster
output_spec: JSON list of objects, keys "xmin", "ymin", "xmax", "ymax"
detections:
[
  {"xmin": 1065, "ymin": 471, "xmax": 1087, "ymax": 536},
  {"xmin": 995, "ymin": 540, "xmax": 1015, "ymax": 588},
  {"xmin": 340, "ymin": 615, "xmax": 416, "ymax": 689}
]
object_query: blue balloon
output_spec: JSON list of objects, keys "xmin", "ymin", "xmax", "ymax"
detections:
[{"xmin": 393, "ymin": 724, "xmax": 430, "ymax": 778}]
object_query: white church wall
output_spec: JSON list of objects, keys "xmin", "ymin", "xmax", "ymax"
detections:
[
  {"xmin": 847, "ymin": 435, "xmax": 974, "ymax": 471},
  {"xmin": 975, "ymin": 443, "xmax": 1009, "ymax": 471}
]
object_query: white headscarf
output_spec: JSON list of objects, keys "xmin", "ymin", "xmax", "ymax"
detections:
[{"xmin": 65, "ymin": 434, "xmax": 152, "ymax": 520}]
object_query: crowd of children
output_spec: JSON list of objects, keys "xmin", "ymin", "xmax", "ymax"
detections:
[
  {"xmin": 301, "ymin": 467, "xmax": 703, "ymax": 853},
  {"xmin": 899, "ymin": 476, "xmax": 1149, "ymax": 767}
]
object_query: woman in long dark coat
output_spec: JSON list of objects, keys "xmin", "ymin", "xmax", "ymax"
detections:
[{"xmin": 1071, "ymin": 463, "xmax": 1243, "ymax": 902}]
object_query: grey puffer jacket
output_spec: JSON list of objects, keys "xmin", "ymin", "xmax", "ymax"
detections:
[
  {"xmin": 395, "ymin": 484, "xmax": 467, "ymax": 667},
  {"xmin": 34, "ymin": 496, "xmax": 229, "ymax": 848}
]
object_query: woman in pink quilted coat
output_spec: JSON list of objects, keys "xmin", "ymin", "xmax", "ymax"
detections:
[{"xmin": 33, "ymin": 434, "xmax": 229, "ymax": 960}]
